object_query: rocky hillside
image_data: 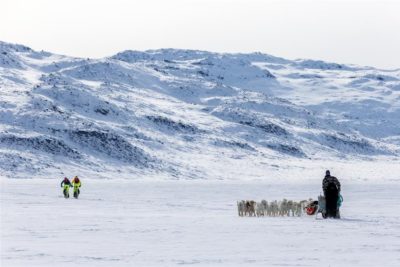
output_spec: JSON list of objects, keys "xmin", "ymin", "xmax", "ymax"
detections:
[{"xmin": 1, "ymin": 41, "xmax": 399, "ymax": 178}]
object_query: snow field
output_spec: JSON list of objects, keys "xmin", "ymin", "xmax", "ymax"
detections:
[{"xmin": 1, "ymin": 178, "xmax": 400, "ymax": 266}]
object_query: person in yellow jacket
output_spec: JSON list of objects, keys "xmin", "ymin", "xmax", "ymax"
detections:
[
  {"xmin": 71, "ymin": 176, "xmax": 82, "ymax": 199},
  {"xmin": 60, "ymin": 177, "xmax": 72, "ymax": 198}
]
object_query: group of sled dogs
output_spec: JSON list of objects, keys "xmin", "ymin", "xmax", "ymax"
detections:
[{"xmin": 237, "ymin": 199, "xmax": 313, "ymax": 217}]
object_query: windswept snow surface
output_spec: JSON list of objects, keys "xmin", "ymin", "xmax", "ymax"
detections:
[{"xmin": 1, "ymin": 178, "xmax": 400, "ymax": 267}]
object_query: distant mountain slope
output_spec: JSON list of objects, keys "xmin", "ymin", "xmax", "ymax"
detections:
[{"xmin": 1, "ymin": 41, "xmax": 399, "ymax": 178}]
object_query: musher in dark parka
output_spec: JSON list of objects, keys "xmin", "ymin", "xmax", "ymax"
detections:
[{"xmin": 322, "ymin": 170, "xmax": 341, "ymax": 218}]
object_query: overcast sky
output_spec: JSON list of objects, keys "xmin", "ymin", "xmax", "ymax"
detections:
[{"xmin": 1, "ymin": 0, "xmax": 399, "ymax": 69}]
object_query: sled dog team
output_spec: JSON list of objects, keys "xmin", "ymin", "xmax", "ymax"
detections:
[
  {"xmin": 237, "ymin": 170, "xmax": 342, "ymax": 219},
  {"xmin": 237, "ymin": 199, "xmax": 309, "ymax": 217},
  {"xmin": 60, "ymin": 176, "xmax": 82, "ymax": 199}
]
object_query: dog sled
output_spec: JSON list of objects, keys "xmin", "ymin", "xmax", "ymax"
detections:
[{"xmin": 305, "ymin": 194, "xmax": 343, "ymax": 219}]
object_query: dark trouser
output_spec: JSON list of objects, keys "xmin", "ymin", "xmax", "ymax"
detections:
[
  {"xmin": 324, "ymin": 184, "xmax": 339, "ymax": 218},
  {"xmin": 63, "ymin": 189, "xmax": 69, "ymax": 198},
  {"xmin": 73, "ymin": 188, "xmax": 80, "ymax": 198}
]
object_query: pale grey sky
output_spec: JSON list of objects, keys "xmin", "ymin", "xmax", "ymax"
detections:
[{"xmin": 1, "ymin": 0, "xmax": 399, "ymax": 69}]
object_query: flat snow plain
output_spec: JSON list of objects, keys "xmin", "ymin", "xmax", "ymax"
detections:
[{"xmin": 1, "ymin": 178, "xmax": 400, "ymax": 267}]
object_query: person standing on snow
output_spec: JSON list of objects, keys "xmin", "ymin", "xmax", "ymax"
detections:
[
  {"xmin": 322, "ymin": 170, "xmax": 341, "ymax": 218},
  {"xmin": 60, "ymin": 177, "xmax": 72, "ymax": 198},
  {"xmin": 71, "ymin": 176, "xmax": 82, "ymax": 199}
]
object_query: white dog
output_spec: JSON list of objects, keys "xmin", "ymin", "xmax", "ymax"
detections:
[
  {"xmin": 278, "ymin": 199, "xmax": 289, "ymax": 216},
  {"xmin": 256, "ymin": 202, "xmax": 264, "ymax": 217},
  {"xmin": 237, "ymin": 200, "xmax": 245, "ymax": 216},
  {"xmin": 255, "ymin": 200, "xmax": 268, "ymax": 217},
  {"xmin": 261, "ymin": 200, "xmax": 268, "ymax": 215},
  {"xmin": 268, "ymin": 200, "xmax": 279, "ymax": 216}
]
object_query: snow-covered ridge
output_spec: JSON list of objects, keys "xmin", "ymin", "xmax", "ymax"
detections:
[{"xmin": 1, "ymin": 41, "xmax": 399, "ymax": 179}]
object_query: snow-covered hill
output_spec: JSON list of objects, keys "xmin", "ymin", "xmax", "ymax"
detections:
[{"xmin": 1, "ymin": 41, "xmax": 399, "ymax": 179}]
